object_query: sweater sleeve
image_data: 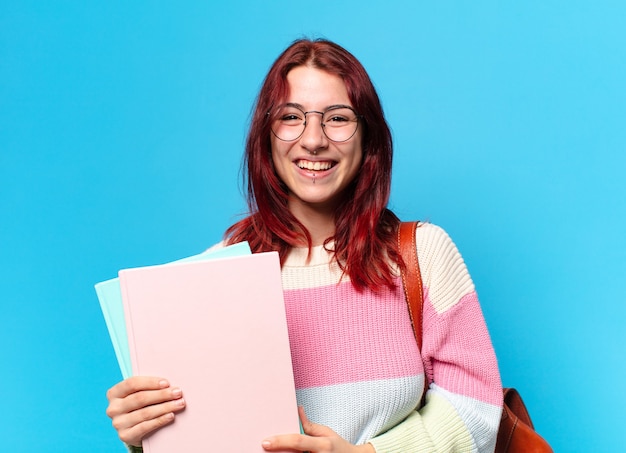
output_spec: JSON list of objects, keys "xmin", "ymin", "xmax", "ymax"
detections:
[{"xmin": 368, "ymin": 223, "xmax": 502, "ymax": 453}]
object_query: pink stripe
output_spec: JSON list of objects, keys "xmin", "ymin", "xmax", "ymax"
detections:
[
  {"xmin": 284, "ymin": 279, "xmax": 422, "ymax": 389},
  {"xmin": 423, "ymin": 291, "xmax": 502, "ymax": 406}
]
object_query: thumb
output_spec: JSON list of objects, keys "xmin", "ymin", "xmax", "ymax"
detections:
[{"xmin": 298, "ymin": 406, "xmax": 336, "ymax": 437}]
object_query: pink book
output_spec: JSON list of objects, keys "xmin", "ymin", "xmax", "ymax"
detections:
[{"xmin": 119, "ymin": 252, "xmax": 300, "ymax": 453}]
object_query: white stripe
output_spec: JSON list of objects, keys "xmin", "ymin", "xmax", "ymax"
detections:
[
  {"xmin": 416, "ymin": 223, "xmax": 476, "ymax": 314},
  {"xmin": 430, "ymin": 384, "xmax": 502, "ymax": 452},
  {"xmin": 296, "ymin": 375, "xmax": 424, "ymax": 445}
]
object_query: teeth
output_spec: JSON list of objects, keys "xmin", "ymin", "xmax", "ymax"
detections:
[{"xmin": 297, "ymin": 160, "xmax": 333, "ymax": 171}]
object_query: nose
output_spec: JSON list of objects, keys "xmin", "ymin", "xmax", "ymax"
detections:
[{"xmin": 300, "ymin": 112, "xmax": 328, "ymax": 152}]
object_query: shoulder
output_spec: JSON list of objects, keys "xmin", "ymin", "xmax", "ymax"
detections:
[
  {"xmin": 413, "ymin": 222, "xmax": 460, "ymax": 264},
  {"xmin": 414, "ymin": 222, "xmax": 450, "ymax": 242},
  {"xmin": 413, "ymin": 222, "xmax": 476, "ymax": 313}
]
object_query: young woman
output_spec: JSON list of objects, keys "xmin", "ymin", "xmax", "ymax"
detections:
[{"xmin": 106, "ymin": 39, "xmax": 503, "ymax": 453}]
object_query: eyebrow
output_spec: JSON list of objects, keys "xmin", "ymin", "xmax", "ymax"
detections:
[{"xmin": 283, "ymin": 102, "xmax": 354, "ymax": 111}]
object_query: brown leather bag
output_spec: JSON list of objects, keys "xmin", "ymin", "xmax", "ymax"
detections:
[{"xmin": 398, "ymin": 221, "xmax": 553, "ymax": 452}]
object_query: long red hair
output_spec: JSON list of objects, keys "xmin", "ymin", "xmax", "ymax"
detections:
[{"xmin": 225, "ymin": 39, "xmax": 403, "ymax": 292}]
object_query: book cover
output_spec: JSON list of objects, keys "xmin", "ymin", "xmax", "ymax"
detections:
[{"xmin": 119, "ymin": 251, "xmax": 299, "ymax": 453}]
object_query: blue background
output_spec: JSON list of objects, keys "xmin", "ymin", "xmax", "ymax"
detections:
[{"xmin": 2, "ymin": 1, "xmax": 624, "ymax": 451}]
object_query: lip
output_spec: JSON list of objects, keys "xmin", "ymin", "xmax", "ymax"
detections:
[{"xmin": 293, "ymin": 157, "xmax": 337, "ymax": 179}]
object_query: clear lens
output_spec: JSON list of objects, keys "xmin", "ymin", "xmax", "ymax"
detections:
[
  {"xmin": 322, "ymin": 107, "xmax": 359, "ymax": 142},
  {"xmin": 271, "ymin": 105, "xmax": 306, "ymax": 141},
  {"xmin": 270, "ymin": 105, "xmax": 359, "ymax": 142}
]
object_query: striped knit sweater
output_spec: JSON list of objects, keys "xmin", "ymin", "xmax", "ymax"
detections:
[
  {"xmin": 281, "ymin": 223, "xmax": 502, "ymax": 452},
  {"xmin": 128, "ymin": 223, "xmax": 501, "ymax": 453}
]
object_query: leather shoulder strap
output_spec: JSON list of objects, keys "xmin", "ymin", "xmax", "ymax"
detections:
[{"xmin": 398, "ymin": 221, "xmax": 424, "ymax": 351}]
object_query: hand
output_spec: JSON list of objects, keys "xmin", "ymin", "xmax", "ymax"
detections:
[
  {"xmin": 262, "ymin": 407, "xmax": 375, "ymax": 453},
  {"xmin": 105, "ymin": 376, "xmax": 186, "ymax": 447}
]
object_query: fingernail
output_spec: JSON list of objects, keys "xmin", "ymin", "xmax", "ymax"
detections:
[
  {"xmin": 172, "ymin": 387, "xmax": 182, "ymax": 397},
  {"xmin": 262, "ymin": 440, "xmax": 271, "ymax": 449},
  {"xmin": 159, "ymin": 379, "xmax": 169, "ymax": 388}
]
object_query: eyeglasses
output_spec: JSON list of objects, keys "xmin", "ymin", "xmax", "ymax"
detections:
[{"xmin": 269, "ymin": 104, "xmax": 360, "ymax": 143}]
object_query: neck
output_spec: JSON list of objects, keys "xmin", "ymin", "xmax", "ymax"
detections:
[{"xmin": 288, "ymin": 200, "xmax": 336, "ymax": 247}]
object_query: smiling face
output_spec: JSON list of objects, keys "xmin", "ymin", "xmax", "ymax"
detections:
[{"xmin": 270, "ymin": 65, "xmax": 363, "ymax": 217}]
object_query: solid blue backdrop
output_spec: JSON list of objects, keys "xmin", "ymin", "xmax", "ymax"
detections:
[{"xmin": 1, "ymin": 1, "xmax": 624, "ymax": 451}]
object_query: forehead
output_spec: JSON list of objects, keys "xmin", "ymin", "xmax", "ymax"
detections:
[{"xmin": 284, "ymin": 66, "xmax": 351, "ymax": 108}]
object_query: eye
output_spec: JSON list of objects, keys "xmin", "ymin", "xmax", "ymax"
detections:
[
  {"xmin": 276, "ymin": 107, "xmax": 304, "ymax": 125},
  {"xmin": 323, "ymin": 108, "xmax": 356, "ymax": 126},
  {"xmin": 326, "ymin": 114, "xmax": 349, "ymax": 123},
  {"xmin": 281, "ymin": 113, "xmax": 302, "ymax": 122}
]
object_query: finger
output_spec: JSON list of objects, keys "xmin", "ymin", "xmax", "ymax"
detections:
[
  {"xmin": 262, "ymin": 433, "xmax": 329, "ymax": 452},
  {"xmin": 298, "ymin": 406, "xmax": 336, "ymax": 438},
  {"xmin": 107, "ymin": 376, "xmax": 170, "ymax": 400},
  {"xmin": 113, "ymin": 396, "xmax": 186, "ymax": 431},
  {"xmin": 118, "ymin": 411, "xmax": 176, "ymax": 446},
  {"xmin": 106, "ymin": 386, "xmax": 183, "ymax": 418},
  {"xmin": 113, "ymin": 397, "xmax": 186, "ymax": 446}
]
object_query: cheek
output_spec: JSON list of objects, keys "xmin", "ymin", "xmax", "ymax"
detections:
[
  {"xmin": 270, "ymin": 137, "xmax": 287, "ymax": 160},
  {"xmin": 270, "ymin": 143, "xmax": 289, "ymax": 180},
  {"xmin": 351, "ymin": 141, "xmax": 364, "ymax": 170},
  {"xmin": 347, "ymin": 145, "xmax": 364, "ymax": 184}
]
